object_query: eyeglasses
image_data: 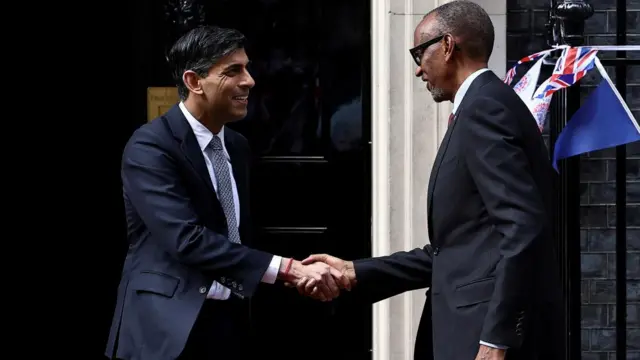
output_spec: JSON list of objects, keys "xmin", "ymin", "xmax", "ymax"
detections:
[
  {"xmin": 409, "ymin": 35, "xmax": 445, "ymax": 66},
  {"xmin": 409, "ymin": 35, "xmax": 459, "ymax": 66}
]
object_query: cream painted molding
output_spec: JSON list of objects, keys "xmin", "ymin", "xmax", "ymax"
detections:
[
  {"xmin": 371, "ymin": 0, "xmax": 391, "ymax": 358},
  {"xmin": 401, "ymin": 0, "xmax": 415, "ymax": 357}
]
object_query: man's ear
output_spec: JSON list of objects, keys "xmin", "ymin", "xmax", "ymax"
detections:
[
  {"xmin": 443, "ymin": 34, "xmax": 456, "ymax": 62},
  {"xmin": 183, "ymin": 70, "xmax": 204, "ymax": 95}
]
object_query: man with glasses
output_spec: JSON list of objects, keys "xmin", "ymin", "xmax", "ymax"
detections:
[{"xmin": 298, "ymin": 1, "xmax": 563, "ymax": 359}]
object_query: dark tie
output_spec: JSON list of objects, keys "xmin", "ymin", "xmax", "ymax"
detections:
[
  {"xmin": 448, "ymin": 113, "xmax": 454, "ymax": 126},
  {"xmin": 208, "ymin": 136, "xmax": 241, "ymax": 244}
]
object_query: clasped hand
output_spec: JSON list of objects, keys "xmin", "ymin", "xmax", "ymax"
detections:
[{"xmin": 283, "ymin": 254, "xmax": 355, "ymax": 301}]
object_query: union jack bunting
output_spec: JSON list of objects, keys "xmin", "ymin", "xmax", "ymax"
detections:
[
  {"xmin": 503, "ymin": 49, "xmax": 554, "ymax": 85},
  {"xmin": 533, "ymin": 47, "xmax": 599, "ymax": 99},
  {"xmin": 505, "ymin": 45, "xmax": 639, "ymax": 137}
]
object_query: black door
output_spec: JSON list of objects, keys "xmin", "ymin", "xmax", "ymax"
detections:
[{"xmin": 127, "ymin": 1, "xmax": 372, "ymax": 359}]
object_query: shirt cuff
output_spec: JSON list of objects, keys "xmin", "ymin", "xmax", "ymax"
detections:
[
  {"xmin": 261, "ymin": 255, "xmax": 281, "ymax": 284},
  {"xmin": 479, "ymin": 341, "xmax": 508, "ymax": 349}
]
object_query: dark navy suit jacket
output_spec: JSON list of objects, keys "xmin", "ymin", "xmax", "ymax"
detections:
[{"xmin": 105, "ymin": 105, "xmax": 273, "ymax": 360}]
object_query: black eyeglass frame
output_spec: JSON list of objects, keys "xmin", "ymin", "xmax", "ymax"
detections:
[{"xmin": 409, "ymin": 34, "xmax": 459, "ymax": 66}]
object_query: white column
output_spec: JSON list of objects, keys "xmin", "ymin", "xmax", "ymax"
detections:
[
  {"xmin": 370, "ymin": 0, "xmax": 507, "ymax": 359},
  {"xmin": 371, "ymin": 0, "xmax": 391, "ymax": 359}
]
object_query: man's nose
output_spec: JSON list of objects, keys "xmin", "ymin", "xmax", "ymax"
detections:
[
  {"xmin": 415, "ymin": 66, "xmax": 423, "ymax": 77},
  {"xmin": 242, "ymin": 71, "xmax": 256, "ymax": 89}
]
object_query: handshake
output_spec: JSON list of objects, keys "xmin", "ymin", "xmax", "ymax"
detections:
[{"xmin": 277, "ymin": 254, "xmax": 356, "ymax": 301}]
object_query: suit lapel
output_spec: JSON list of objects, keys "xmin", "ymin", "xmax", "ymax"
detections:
[
  {"xmin": 181, "ymin": 134, "xmax": 216, "ymax": 193},
  {"xmin": 427, "ymin": 114, "xmax": 457, "ymax": 242},
  {"xmin": 164, "ymin": 105, "xmax": 215, "ymax": 193},
  {"xmin": 426, "ymin": 70, "xmax": 497, "ymax": 242},
  {"xmin": 224, "ymin": 130, "xmax": 247, "ymax": 205}
]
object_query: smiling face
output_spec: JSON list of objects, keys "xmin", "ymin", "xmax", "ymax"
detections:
[
  {"xmin": 413, "ymin": 15, "xmax": 456, "ymax": 103},
  {"xmin": 195, "ymin": 48, "xmax": 255, "ymax": 122}
]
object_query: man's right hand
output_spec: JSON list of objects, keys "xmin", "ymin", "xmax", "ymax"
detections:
[
  {"xmin": 297, "ymin": 254, "xmax": 357, "ymax": 299},
  {"xmin": 277, "ymin": 258, "xmax": 347, "ymax": 301}
]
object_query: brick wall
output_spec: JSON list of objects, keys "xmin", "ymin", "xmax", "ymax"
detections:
[{"xmin": 506, "ymin": 0, "xmax": 640, "ymax": 359}]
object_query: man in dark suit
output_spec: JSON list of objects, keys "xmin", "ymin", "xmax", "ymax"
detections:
[
  {"xmin": 299, "ymin": 1, "xmax": 563, "ymax": 359},
  {"xmin": 105, "ymin": 26, "xmax": 348, "ymax": 360}
]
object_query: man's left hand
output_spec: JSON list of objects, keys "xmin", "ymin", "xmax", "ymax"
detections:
[{"xmin": 475, "ymin": 345, "xmax": 506, "ymax": 360}]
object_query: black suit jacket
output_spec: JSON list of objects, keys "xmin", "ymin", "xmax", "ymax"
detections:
[
  {"xmin": 105, "ymin": 105, "xmax": 273, "ymax": 360},
  {"xmin": 352, "ymin": 71, "xmax": 564, "ymax": 360}
]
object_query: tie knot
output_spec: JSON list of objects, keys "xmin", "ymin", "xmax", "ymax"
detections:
[
  {"xmin": 448, "ymin": 113, "xmax": 454, "ymax": 125},
  {"xmin": 209, "ymin": 135, "xmax": 223, "ymax": 150}
]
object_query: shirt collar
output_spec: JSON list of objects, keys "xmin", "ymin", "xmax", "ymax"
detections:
[
  {"xmin": 179, "ymin": 102, "xmax": 227, "ymax": 154},
  {"xmin": 451, "ymin": 68, "xmax": 490, "ymax": 114}
]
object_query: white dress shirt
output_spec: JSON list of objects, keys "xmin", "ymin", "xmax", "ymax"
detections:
[
  {"xmin": 179, "ymin": 102, "xmax": 281, "ymax": 300},
  {"xmin": 451, "ymin": 68, "xmax": 490, "ymax": 115},
  {"xmin": 449, "ymin": 69, "xmax": 507, "ymax": 350}
]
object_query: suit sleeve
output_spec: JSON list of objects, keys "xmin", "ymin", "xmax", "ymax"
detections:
[
  {"xmin": 122, "ymin": 128, "xmax": 273, "ymax": 298},
  {"xmin": 462, "ymin": 96, "xmax": 548, "ymax": 348},
  {"xmin": 351, "ymin": 245, "xmax": 433, "ymax": 304}
]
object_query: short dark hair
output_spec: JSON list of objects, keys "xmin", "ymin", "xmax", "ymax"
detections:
[
  {"xmin": 167, "ymin": 25, "xmax": 247, "ymax": 100},
  {"xmin": 426, "ymin": 0, "xmax": 494, "ymax": 61}
]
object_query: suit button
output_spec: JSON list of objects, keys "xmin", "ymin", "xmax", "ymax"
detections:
[
  {"xmin": 232, "ymin": 281, "xmax": 237, "ymax": 288},
  {"xmin": 433, "ymin": 247, "xmax": 440, "ymax": 255},
  {"xmin": 238, "ymin": 284, "xmax": 243, "ymax": 291},
  {"xmin": 199, "ymin": 286, "xmax": 207, "ymax": 294}
]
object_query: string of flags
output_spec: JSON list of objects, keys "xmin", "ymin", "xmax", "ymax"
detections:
[{"xmin": 505, "ymin": 45, "xmax": 640, "ymax": 171}]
